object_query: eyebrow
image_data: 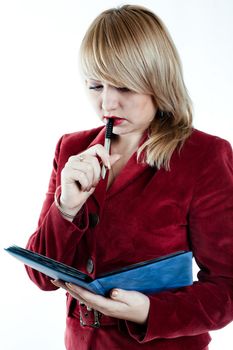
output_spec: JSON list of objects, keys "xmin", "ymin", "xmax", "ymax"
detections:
[{"xmin": 86, "ymin": 79, "xmax": 101, "ymax": 84}]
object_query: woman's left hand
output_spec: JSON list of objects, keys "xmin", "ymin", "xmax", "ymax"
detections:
[{"xmin": 52, "ymin": 280, "xmax": 150, "ymax": 324}]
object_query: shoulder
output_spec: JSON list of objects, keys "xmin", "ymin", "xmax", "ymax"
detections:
[
  {"xmin": 180, "ymin": 128, "xmax": 232, "ymax": 162},
  {"xmin": 170, "ymin": 128, "xmax": 232, "ymax": 178},
  {"xmin": 186, "ymin": 128, "xmax": 231, "ymax": 149}
]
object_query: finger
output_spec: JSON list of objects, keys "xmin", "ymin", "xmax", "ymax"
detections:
[
  {"xmin": 110, "ymin": 288, "xmax": 131, "ymax": 305},
  {"xmin": 51, "ymin": 279, "xmax": 67, "ymax": 289},
  {"xmin": 63, "ymin": 166, "xmax": 91, "ymax": 192},
  {"xmin": 67, "ymin": 290, "xmax": 87, "ymax": 305},
  {"xmin": 64, "ymin": 284, "xmax": 90, "ymax": 305},
  {"xmin": 73, "ymin": 171, "xmax": 91, "ymax": 192},
  {"xmin": 67, "ymin": 155, "xmax": 101, "ymax": 189},
  {"xmin": 52, "ymin": 281, "xmax": 87, "ymax": 304},
  {"xmin": 64, "ymin": 158, "xmax": 94, "ymax": 190},
  {"xmin": 51, "ymin": 279, "xmax": 86, "ymax": 304},
  {"xmin": 70, "ymin": 162, "xmax": 95, "ymax": 190},
  {"xmin": 75, "ymin": 155, "xmax": 101, "ymax": 188},
  {"xmin": 84, "ymin": 144, "xmax": 111, "ymax": 169},
  {"xmin": 65, "ymin": 284, "xmax": 131, "ymax": 318},
  {"xmin": 65, "ymin": 283, "xmax": 108, "ymax": 310},
  {"xmin": 85, "ymin": 156, "xmax": 102, "ymax": 186}
]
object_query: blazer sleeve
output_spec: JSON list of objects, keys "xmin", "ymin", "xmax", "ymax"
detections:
[
  {"xmin": 122, "ymin": 137, "xmax": 233, "ymax": 342},
  {"xmin": 25, "ymin": 135, "xmax": 89, "ymax": 290}
]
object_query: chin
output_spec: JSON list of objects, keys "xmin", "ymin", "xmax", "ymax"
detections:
[{"xmin": 113, "ymin": 128, "xmax": 132, "ymax": 136}]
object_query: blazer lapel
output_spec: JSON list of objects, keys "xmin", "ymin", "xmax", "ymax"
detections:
[
  {"xmin": 86, "ymin": 127, "xmax": 152, "ymax": 206},
  {"xmin": 106, "ymin": 152, "xmax": 150, "ymax": 199}
]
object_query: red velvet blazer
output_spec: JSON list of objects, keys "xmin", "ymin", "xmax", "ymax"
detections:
[{"xmin": 26, "ymin": 127, "xmax": 233, "ymax": 350}]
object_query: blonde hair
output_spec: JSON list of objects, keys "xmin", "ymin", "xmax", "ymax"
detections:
[{"xmin": 80, "ymin": 4, "xmax": 193, "ymax": 170}]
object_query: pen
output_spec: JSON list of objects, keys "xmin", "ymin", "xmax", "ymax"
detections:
[{"xmin": 101, "ymin": 118, "xmax": 114, "ymax": 179}]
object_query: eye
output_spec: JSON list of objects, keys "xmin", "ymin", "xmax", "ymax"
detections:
[
  {"xmin": 88, "ymin": 85, "xmax": 103, "ymax": 91},
  {"xmin": 117, "ymin": 87, "xmax": 130, "ymax": 92}
]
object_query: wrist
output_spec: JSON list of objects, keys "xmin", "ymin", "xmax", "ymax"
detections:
[
  {"xmin": 60, "ymin": 197, "xmax": 82, "ymax": 216},
  {"xmin": 54, "ymin": 186, "xmax": 82, "ymax": 221}
]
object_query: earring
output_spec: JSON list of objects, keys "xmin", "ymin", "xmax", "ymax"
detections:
[{"xmin": 156, "ymin": 109, "xmax": 164, "ymax": 119}]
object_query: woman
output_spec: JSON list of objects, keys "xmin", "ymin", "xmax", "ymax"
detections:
[{"xmin": 26, "ymin": 4, "xmax": 233, "ymax": 350}]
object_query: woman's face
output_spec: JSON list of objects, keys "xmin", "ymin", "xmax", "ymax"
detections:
[{"xmin": 85, "ymin": 79, "xmax": 156, "ymax": 137}]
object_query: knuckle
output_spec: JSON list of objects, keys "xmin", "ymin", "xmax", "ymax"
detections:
[
  {"xmin": 78, "ymin": 172, "xmax": 86, "ymax": 180},
  {"xmin": 95, "ymin": 144, "xmax": 103, "ymax": 149},
  {"xmin": 95, "ymin": 144, "xmax": 105, "ymax": 153},
  {"xmin": 93, "ymin": 156, "xmax": 101, "ymax": 167},
  {"xmin": 63, "ymin": 161, "xmax": 71, "ymax": 171},
  {"xmin": 85, "ymin": 163, "xmax": 93, "ymax": 172},
  {"xmin": 68, "ymin": 155, "xmax": 76, "ymax": 162},
  {"xmin": 61, "ymin": 167, "xmax": 68, "ymax": 177}
]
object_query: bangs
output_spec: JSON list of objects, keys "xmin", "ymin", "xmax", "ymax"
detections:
[{"xmin": 79, "ymin": 9, "xmax": 152, "ymax": 93}]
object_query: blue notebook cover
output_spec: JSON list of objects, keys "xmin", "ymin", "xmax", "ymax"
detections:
[{"xmin": 5, "ymin": 245, "xmax": 193, "ymax": 296}]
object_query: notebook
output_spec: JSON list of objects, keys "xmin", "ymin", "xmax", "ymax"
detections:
[{"xmin": 5, "ymin": 245, "xmax": 193, "ymax": 296}]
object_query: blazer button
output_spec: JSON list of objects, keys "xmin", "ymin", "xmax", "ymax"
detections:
[
  {"xmin": 89, "ymin": 213, "xmax": 99, "ymax": 228},
  {"xmin": 86, "ymin": 258, "xmax": 94, "ymax": 274}
]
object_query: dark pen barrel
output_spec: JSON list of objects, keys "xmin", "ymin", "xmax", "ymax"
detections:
[
  {"xmin": 105, "ymin": 118, "xmax": 114, "ymax": 139},
  {"xmin": 101, "ymin": 118, "xmax": 114, "ymax": 179}
]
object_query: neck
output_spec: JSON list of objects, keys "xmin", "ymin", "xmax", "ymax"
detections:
[{"xmin": 111, "ymin": 130, "xmax": 147, "ymax": 154}]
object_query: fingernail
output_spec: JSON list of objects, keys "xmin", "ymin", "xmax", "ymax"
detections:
[
  {"xmin": 51, "ymin": 279, "xmax": 59, "ymax": 285},
  {"xmin": 65, "ymin": 282, "xmax": 74, "ymax": 289},
  {"xmin": 101, "ymin": 166, "xmax": 106, "ymax": 179},
  {"xmin": 111, "ymin": 289, "xmax": 119, "ymax": 298}
]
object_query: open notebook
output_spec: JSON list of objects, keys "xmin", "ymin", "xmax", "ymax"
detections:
[{"xmin": 5, "ymin": 245, "xmax": 193, "ymax": 296}]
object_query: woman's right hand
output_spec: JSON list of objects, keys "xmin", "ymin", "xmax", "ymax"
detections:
[{"xmin": 59, "ymin": 144, "xmax": 121, "ymax": 217}]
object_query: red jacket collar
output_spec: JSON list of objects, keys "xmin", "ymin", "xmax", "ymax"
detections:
[{"xmin": 87, "ymin": 127, "xmax": 152, "ymax": 205}]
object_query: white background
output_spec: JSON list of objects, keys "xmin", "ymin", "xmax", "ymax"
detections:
[{"xmin": 0, "ymin": 1, "xmax": 232, "ymax": 349}]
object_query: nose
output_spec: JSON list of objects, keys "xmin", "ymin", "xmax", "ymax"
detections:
[{"xmin": 101, "ymin": 85, "xmax": 119, "ymax": 113}]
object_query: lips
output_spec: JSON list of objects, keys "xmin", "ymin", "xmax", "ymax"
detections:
[{"xmin": 103, "ymin": 116, "xmax": 126, "ymax": 125}]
